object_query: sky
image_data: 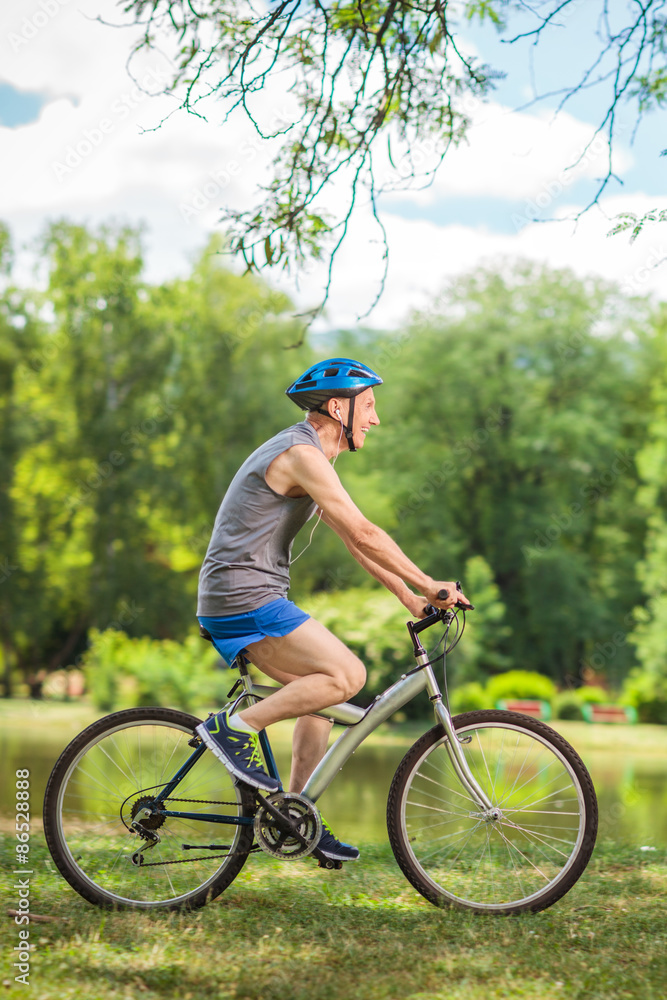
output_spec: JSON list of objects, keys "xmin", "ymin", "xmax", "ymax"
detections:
[{"xmin": 1, "ymin": 0, "xmax": 666, "ymax": 333}]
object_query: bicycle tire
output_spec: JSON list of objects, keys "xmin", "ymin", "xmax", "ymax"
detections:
[
  {"xmin": 43, "ymin": 707, "xmax": 255, "ymax": 911},
  {"xmin": 387, "ymin": 710, "xmax": 597, "ymax": 914}
]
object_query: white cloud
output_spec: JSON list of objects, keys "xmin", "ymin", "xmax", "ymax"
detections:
[
  {"xmin": 266, "ymin": 192, "xmax": 667, "ymax": 331},
  {"xmin": 379, "ymin": 101, "xmax": 633, "ymax": 205}
]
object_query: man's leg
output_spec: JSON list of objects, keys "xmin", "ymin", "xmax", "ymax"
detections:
[
  {"xmin": 239, "ymin": 655, "xmax": 335, "ymax": 792},
  {"xmin": 197, "ymin": 617, "xmax": 363, "ymax": 797},
  {"xmin": 197, "ymin": 617, "xmax": 363, "ymax": 859},
  {"xmin": 288, "ymin": 716, "xmax": 334, "ymax": 793},
  {"xmin": 241, "ymin": 621, "xmax": 362, "ymax": 859},
  {"xmin": 242, "ymin": 618, "xmax": 359, "ymax": 791},
  {"xmin": 239, "ymin": 617, "xmax": 366, "ymax": 731}
]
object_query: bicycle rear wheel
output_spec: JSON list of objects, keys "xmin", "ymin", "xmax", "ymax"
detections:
[
  {"xmin": 387, "ymin": 710, "xmax": 597, "ymax": 914},
  {"xmin": 43, "ymin": 707, "xmax": 255, "ymax": 911}
]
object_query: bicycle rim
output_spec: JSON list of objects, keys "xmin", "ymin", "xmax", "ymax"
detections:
[
  {"xmin": 388, "ymin": 711, "xmax": 597, "ymax": 914},
  {"xmin": 43, "ymin": 708, "xmax": 255, "ymax": 910}
]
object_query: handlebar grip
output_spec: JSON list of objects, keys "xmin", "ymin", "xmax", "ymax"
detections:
[{"xmin": 421, "ymin": 590, "xmax": 449, "ymax": 615}]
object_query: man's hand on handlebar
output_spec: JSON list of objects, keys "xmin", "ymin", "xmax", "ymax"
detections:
[
  {"xmin": 402, "ymin": 582, "xmax": 474, "ymax": 620},
  {"xmin": 425, "ymin": 581, "xmax": 474, "ymax": 613}
]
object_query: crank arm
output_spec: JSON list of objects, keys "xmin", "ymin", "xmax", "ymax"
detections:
[{"xmin": 254, "ymin": 791, "xmax": 312, "ymax": 851}]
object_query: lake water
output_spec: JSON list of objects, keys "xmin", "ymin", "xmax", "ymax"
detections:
[{"xmin": 1, "ymin": 710, "xmax": 665, "ymax": 849}]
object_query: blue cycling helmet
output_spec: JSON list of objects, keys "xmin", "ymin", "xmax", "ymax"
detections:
[{"xmin": 286, "ymin": 358, "xmax": 382, "ymax": 452}]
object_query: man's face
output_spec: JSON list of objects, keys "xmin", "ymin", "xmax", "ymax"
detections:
[{"xmin": 348, "ymin": 388, "xmax": 380, "ymax": 449}]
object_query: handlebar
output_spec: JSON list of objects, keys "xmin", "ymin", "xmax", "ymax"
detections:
[{"xmin": 422, "ymin": 582, "xmax": 475, "ymax": 617}]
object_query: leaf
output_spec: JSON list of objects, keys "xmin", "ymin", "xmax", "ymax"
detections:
[{"xmin": 387, "ymin": 135, "xmax": 396, "ymax": 169}]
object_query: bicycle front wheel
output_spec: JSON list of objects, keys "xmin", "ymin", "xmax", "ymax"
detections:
[
  {"xmin": 43, "ymin": 707, "xmax": 255, "ymax": 911},
  {"xmin": 387, "ymin": 710, "xmax": 597, "ymax": 914}
]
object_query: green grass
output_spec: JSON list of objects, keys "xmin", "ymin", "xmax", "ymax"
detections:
[
  {"xmin": 2, "ymin": 697, "xmax": 666, "ymax": 998},
  {"xmin": 1, "ymin": 836, "xmax": 665, "ymax": 1000}
]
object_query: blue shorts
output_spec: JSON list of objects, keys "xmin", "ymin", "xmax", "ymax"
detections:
[{"xmin": 198, "ymin": 598, "xmax": 310, "ymax": 667}]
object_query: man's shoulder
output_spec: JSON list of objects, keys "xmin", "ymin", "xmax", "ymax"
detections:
[{"xmin": 263, "ymin": 421, "xmax": 323, "ymax": 455}]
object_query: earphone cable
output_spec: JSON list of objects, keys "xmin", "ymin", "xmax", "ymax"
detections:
[{"xmin": 290, "ymin": 415, "xmax": 345, "ymax": 565}]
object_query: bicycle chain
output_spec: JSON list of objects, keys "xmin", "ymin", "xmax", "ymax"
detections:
[{"xmin": 131, "ymin": 797, "xmax": 256, "ymax": 867}]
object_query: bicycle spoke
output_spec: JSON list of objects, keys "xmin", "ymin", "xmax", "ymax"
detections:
[
  {"xmin": 45, "ymin": 709, "xmax": 255, "ymax": 910},
  {"xmin": 389, "ymin": 713, "xmax": 596, "ymax": 913}
]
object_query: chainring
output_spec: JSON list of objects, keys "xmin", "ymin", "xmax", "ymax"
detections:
[{"xmin": 253, "ymin": 792, "xmax": 322, "ymax": 860}]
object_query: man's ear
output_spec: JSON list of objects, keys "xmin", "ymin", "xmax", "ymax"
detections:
[{"xmin": 327, "ymin": 397, "xmax": 342, "ymax": 419}]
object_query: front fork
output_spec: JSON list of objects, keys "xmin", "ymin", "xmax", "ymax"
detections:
[{"xmin": 414, "ymin": 649, "xmax": 496, "ymax": 814}]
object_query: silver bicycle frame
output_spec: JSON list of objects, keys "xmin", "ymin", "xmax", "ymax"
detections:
[{"xmin": 233, "ymin": 650, "xmax": 494, "ymax": 811}]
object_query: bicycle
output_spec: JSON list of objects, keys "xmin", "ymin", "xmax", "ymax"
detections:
[{"xmin": 43, "ymin": 593, "xmax": 598, "ymax": 916}]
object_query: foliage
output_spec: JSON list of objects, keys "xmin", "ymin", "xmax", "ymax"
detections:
[
  {"xmin": 622, "ymin": 666, "xmax": 667, "ymax": 725},
  {"xmin": 485, "ymin": 669, "xmax": 557, "ymax": 704},
  {"xmin": 1, "ymin": 220, "xmax": 311, "ymax": 696},
  {"xmin": 573, "ymin": 684, "xmax": 611, "ymax": 705},
  {"xmin": 553, "ymin": 685, "xmax": 613, "ymax": 721},
  {"xmin": 608, "ymin": 209, "xmax": 667, "ymax": 241},
  {"xmin": 368, "ymin": 262, "xmax": 652, "ymax": 686},
  {"xmin": 627, "ymin": 304, "xmax": 667, "ymax": 723},
  {"xmin": 448, "ymin": 680, "xmax": 487, "ymax": 714},
  {"xmin": 442, "ymin": 554, "xmax": 511, "ymax": 685},
  {"xmin": 121, "ymin": 0, "xmax": 497, "ymax": 317},
  {"xmin": 552, "ymin": 690, "xmax": 586, "ymax": 721},
  {"xmin": 0, "ymin": 220, "xmax": 665, "ymax": 713},
  {"xmin": 81, "ymin": 627, "xmax": 227, "ymax": 712}
]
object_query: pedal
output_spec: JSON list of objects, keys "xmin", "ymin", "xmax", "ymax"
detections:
[
  {"xmin": 311, "ymin": 845, "xmax": 344, "ymax": 870},
  {"xmin": 317, "ymin": 857, "xmax": 343, "ymax": 871}
]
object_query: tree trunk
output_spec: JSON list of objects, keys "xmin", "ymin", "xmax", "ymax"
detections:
[{"xmin": 1, "ymin": 638, "xmax": 12, "ymax": 698}]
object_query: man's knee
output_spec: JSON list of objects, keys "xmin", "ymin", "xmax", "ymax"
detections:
[{"xmin": 339, "ymin": 656, "xmax": 366, "ymax": 701}]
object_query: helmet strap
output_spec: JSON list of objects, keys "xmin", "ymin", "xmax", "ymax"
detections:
[
  {"xmin": 344, "ymin": 394, "xmax": 357, "ymax": 453},
  {"xmin": 313, "ymin": 395, "xmax": 357, "ymax": 453}
]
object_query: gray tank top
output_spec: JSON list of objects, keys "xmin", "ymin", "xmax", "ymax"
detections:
[{"xmin": 197, "ymin": 421, "xmax": 324, "ymax": 616}]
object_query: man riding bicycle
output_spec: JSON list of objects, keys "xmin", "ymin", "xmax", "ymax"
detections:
[{"xmin": 196, "ymin": 358, "xmax": 470, "ymax": 861}]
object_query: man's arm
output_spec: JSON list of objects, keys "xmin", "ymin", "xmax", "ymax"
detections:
[
  {"xmin": 285, "ymin": 445, "xmax": 469, "ymax": 610},
  {"xmin": 319, "ymin": 509, "xmax": 426, "ymax": 617}
]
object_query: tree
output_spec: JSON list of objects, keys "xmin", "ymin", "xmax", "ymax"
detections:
[
  {"xmin": 627, "ymin": 303, "xmax": 667, "ymax": 721},
  {"xmin": 118, "ymin": 0, "xmax": 667, "ymax": 316},
  {"xmin": 363, "ymin": 261, "xmax": 655, "ymax": 685},
  {"xmin": 2, "ymin": 221, "xmax": 315, "ymax": 695},
  {"xmin": 0, "ymin": 225, "xmax": 44, "ymax": 695}
]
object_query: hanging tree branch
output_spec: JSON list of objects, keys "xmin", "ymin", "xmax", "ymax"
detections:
[
  {"xmin": 116, "ymin": 0, "xmax": 498, "ymax": 320},
  {"xmin": 115, "ymin": 0, "xmax": 667, "ymax": 319}
]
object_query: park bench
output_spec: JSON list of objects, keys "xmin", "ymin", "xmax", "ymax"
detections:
[
  {"xmin": 581, "ymin": 704, "xmax": 637, "ymax": 724},
  {"xmin": 495, "ymin": 699, "xmax": 552, "ymax": 721}
]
